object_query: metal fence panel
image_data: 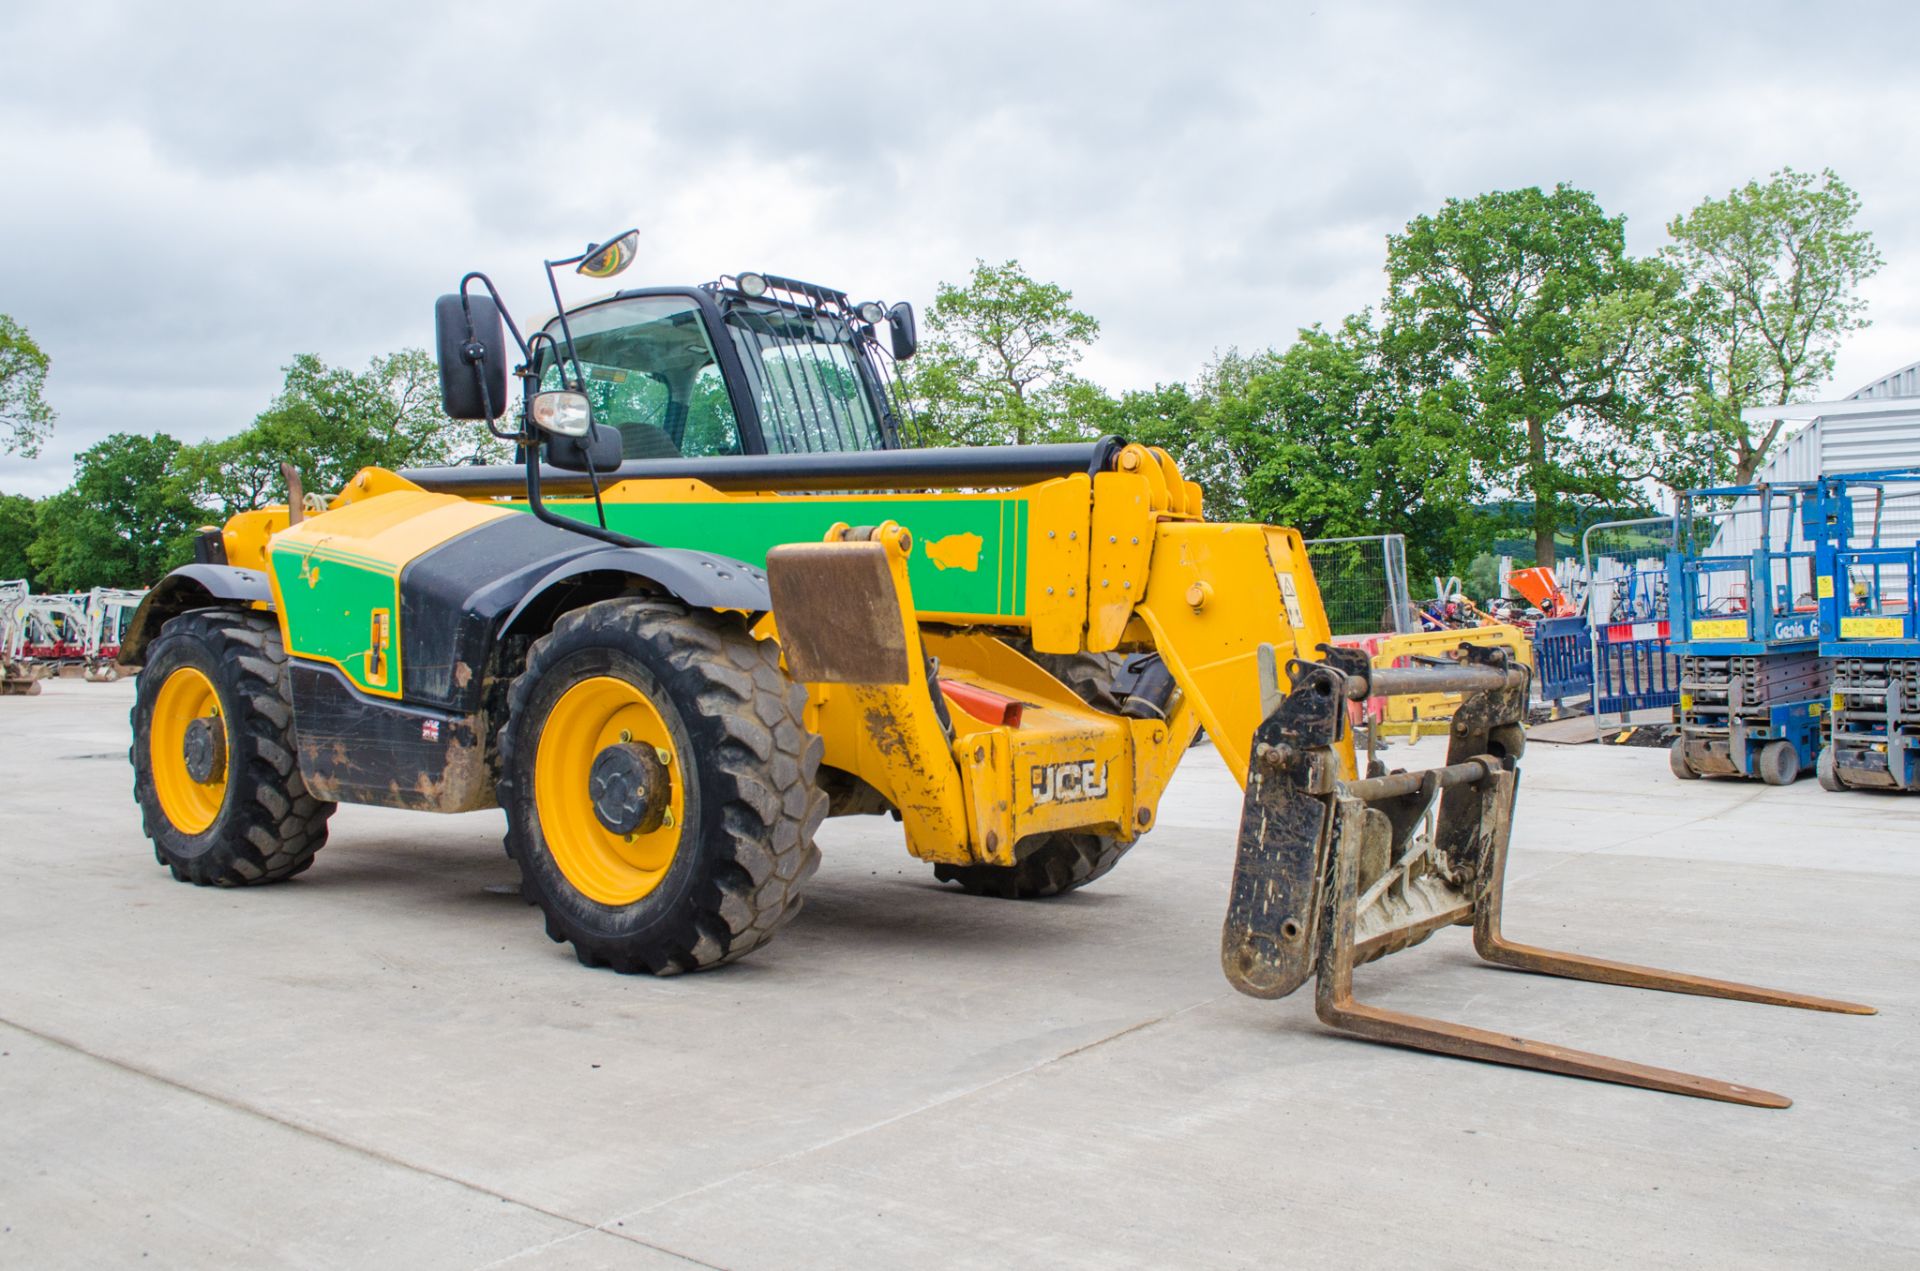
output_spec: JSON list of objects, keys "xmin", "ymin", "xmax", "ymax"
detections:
[
  {"xmin": 1304, "ymin": 534, "xmax": 1416, "ymax": 637},
  {"xmin": 1582, "ymin": 516, "xmax": 1680, "ymax": 717},
  {"xmin": 1532, "ymin": 615, "xmax": 1593, "ymax": 702},
  {"xmin": 1594, "ymin": 621, "xmax": 1681, "ymax": 713}
]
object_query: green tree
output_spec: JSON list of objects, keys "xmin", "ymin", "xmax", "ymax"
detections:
[
  {"xmin": 182, "ymin": 349, "xmax": 488, "ymax": 514},
  {"xmin": 1462, "ymin": 551, "xmax": 1502, "ymax": 601},
  {"xmin": 1105, "ymin": 362, "xmax": 1261, "ymax": 523},
  {"xmin": 28, "ymin": 434, "xmax": 210, "ymax": 589},
  {"xmin": 909, "ymin": 259, "xmax": 1102, "ymax": 446},
  {"xmin": 0, "ymin": 492, "xmax": 38, "ymax": 585},
  {"xmin": 1385, "ymin": 185, "xmax": 1683, "ymax": 566},
  {"xmin": 1666, "ymin": 167, "xmax": 1883, "ymax": 482},
  {"xmin": 1, "ymin": 314, "xmax": 56, "ymax": 458},
  {"xmin": 1119, "ymin": 318, "xmax": 1484, "ymax": 581}
]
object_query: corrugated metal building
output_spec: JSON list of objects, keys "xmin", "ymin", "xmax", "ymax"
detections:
[{"xmin": 1703, "ymin": 361, "xmax": 1920, "ymax": 606}]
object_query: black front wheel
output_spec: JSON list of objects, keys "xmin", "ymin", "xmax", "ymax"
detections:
[
  {"xmin": 129, "ymin": 611, "xmax": 334, "ymax": 885},
  {"xmin": 498, "ymin": 599, "xmax": 826, "ymax": 974}
]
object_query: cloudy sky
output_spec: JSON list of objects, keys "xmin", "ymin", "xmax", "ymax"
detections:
[{"xmin": 2, "ymin": 1, "xmax": 1916, "ymax": 497}]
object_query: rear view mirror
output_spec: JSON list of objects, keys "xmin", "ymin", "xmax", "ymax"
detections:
[
  {"xmin": 546, "ymin": 422, "xmax": 623, "ymax": 473},
  {"xmin": 888, "ymin": 302, "xmax": 918, "ymax": 361},
  {"xmin": 435, "ymin": 293, "xmax": 509, "ymax": 420},
  {"xmin": 576, "ymin": 229, "xmax": 640, "ymax": 279}
]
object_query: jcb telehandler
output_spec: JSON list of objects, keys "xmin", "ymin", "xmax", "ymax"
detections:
[{"xmin": 124, "ymin": 230, "xmax": 1870, "ymax": 1107}]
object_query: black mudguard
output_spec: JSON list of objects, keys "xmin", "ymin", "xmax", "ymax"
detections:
[
  {"xmin": 396, "ymin": 515, "xmax": 771, "ymax": 714},
  {"xmin": 118, "ymin": 564, "xmax": 274, "ymax": 665}
]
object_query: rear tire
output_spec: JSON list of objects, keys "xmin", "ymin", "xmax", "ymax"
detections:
[
  {"xmin": 1817, "ymin": 745, "xmax": 1845, "ymax": 792},
  {"xmin": 1007, "ymin": 639, "xmax": 1127, "ymax": 714},
  {"xmin": 1758, "ymin": 739, "xmax": 1799, "ymax": 787},
  {"xmin": 130, "ymin": 611, "xmax": 334, "ymax": 885},
  {"xmin": 934, "ymin": 640, "xmax": 1132, "ymax": 899},
  {"xmin": 499, "ymin": 599, "xmax": 826, "ymax": 974},
  {"xmin": 1668, "ymin": 738, "xmax": 1699, "ymax": 781},
  {"xmin": 934, "ymin": 831, "xmax": 1127, "ymax": 898}
]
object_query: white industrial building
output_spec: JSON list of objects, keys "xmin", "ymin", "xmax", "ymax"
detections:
[{"xmin": 1702, "ymin": 360, "xmax": 1920, "ymax": 608}]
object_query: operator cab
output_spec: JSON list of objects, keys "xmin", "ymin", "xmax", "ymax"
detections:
[
  {"xmin": 532, "ymin": 272, "xmax": 919, "ymax": 463},
  {"xmin": 433, "ymin": 232, "xmax": 926, "ymax": 552}
]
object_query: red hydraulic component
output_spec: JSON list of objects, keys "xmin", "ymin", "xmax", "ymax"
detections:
[{"xmin": 939, "ymin": 679, "xmax": 1025, "ymax": 728}]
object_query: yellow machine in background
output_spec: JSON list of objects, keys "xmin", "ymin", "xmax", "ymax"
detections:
[{"xmin": 1361, "ymin": 624, "xmax": 1534, "ymax": 739}]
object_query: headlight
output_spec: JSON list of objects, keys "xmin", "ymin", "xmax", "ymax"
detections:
[
  {"xmin": 530, "ymin": 390, "xmax": 593, "ymax": 437},
  {"xmin": 737, "ymin": 272, "xmax": 769, "ymax": 298}
]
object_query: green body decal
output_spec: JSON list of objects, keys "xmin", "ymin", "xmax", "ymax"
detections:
[
  {"xmin": 268, "ymin": 544, "xmax": 403, "ymax": 695},
  {"xmin": 268, "ymin": 491, "xmax": 1033, "ymax": 699},
  {"xmin": 536, "ymin": 496, "xmax": 1029, "ymax": 617}
]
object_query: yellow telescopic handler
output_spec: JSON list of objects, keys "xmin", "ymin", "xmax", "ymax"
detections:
[{"xmin": 122, "ymin": 233, "xmax": 1870, "ymax": 1108}]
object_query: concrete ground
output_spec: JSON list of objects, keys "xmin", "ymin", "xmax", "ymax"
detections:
[{"xmin": 1, "ymin": 677, "xmax": 1914, "ymax": 1270}]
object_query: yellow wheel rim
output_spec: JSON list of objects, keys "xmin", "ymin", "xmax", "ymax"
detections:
[
  {"xmin": 534, "ymin": 675, "xmax": 685, "ymax": 906},
  {"xmin": 150, "ymin": 666, "xmax": 229, "ymax": 835}
]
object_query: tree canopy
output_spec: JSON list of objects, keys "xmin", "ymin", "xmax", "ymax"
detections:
[
  {"xmin": 909, "ymin": 259, "xmax": 1102, "ymax": 446},
  {"xmin": 1112, "ymin": 316, "xmax": 1482, "ymax": 581},
  {"xmin": 181, "ymin": 349, "xmax": 484, "ymax": 515},
  {"xmin": 1666, "ymin": 167, "xmax": 1883, "ymax": 482},
  {"xmin": 0, "ymin": 492, "xmax": 38, "ymax": 586},
  {"xmin": 15, "ymin": 345, "xmax": 482, "ymax": 590},
  {"xmin": 28, "ymin": 434, "xmax": 208, "ymax": 590},
  {"xmin": 13, "ymin": 167, "xmax": 1886, "ymax": 593},
  {"xmin": 0, "ymin": 314, "xmax": 56, "ymax": 459},
  {"xmin": 1383, "ymin": 185, "xmax": 1683, "ymax": 565}
]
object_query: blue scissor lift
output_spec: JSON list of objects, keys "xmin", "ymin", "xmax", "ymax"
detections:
[
  {"xmin": 1666, "ymin": 481, "xmax": 1827, "ymax": 785},
  {"xmin": 1812, "ymin": 469, "xmax": 1920, "ymax": 791}
]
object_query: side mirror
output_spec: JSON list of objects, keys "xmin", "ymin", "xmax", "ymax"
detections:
[
  {"xmin": 546, "ymin": 422, "xmax": 623, "ymax": 473},
  {"xmin": 888, "ymin": 302, "xmax": 918, "ymax": 361},
  {"xmin": 435, "ymin": 293, "xmax": 509, "ymax": 420}
]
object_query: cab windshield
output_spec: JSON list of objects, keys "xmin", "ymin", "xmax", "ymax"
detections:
[{"xmin": 722, "ymin": 305, "xmax": 890, "ymax": 454}]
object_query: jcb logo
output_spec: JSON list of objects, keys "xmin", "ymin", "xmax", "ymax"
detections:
[{"xmin": 1030, "ymin": 761, "xmax": 1108, "ymax": 805}]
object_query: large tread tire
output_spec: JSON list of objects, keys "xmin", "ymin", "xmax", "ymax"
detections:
[
  {"xmin": 933, "ymin": 831, "xmax": 1127, "ymax": 899},
  {"xmin": 130, "ymin": 610, "xmax": 334, "ymax": 885},
  {"xmin": 499, "ymin": 598, "xmax": 826, "ymax": 974},
  {"xmin": 934, "ymin": 639, "xmax": 1131, "ymax": 899},
  {"xmin": 1008, "ymin": 639, "xmax": 1127, "ymax": 715}
]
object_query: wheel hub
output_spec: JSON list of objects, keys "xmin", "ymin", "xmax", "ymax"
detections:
[
  {"xmin": 182, "ymin": 716, "xmax": 227, "ymax": 785},
  {"xmin": 588, "ymin": 742, "xmax": 670, "ymax": 835}
]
